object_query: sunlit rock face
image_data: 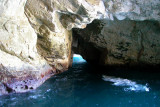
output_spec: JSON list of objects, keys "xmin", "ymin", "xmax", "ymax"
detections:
[
  {"xmin": 103, "ymin": 0, "xmax": 160, "ymax": 21},
  {"xmin": 0, "ymin": 0, "xmax": 56, "ymax": 95},
  {"xmin": 0, "ymin": 0, "xmax": 107, "ymax": 95},
  {"xmin": 24, "ymin": 0, "xmax": 109, "ymax": 71},
  {"xmin": 0, "ymin": 0, "xmax": 160, "ymax": 95}
]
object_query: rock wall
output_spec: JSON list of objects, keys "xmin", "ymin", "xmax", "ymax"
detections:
[
  {"xmin": 72, "ymin": 0, "xmax": 160, "ymax": 66},
  {"xmin": 73, "ymin": 19, "xmax": 160, "ymax": 65},
  {"xmin": 0, "ymin": 0, "xmax": 55, "ymax": 95},
  {"xmin": 0, "ymin": 0, "xmax": 160, "ymax": 95},
  {"xmin": 0, "ymin": 0, "xmax": 107, "ymax": 95}
]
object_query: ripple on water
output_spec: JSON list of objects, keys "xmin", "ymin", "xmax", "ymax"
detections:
[{"xmin": 0, "ymin": 62, "xmax": 160, "ymax": 107}]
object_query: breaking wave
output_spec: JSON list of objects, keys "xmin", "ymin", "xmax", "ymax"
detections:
[{"xmin": 102, "ymin": 75, "xmax": 150, "ymax": 92}]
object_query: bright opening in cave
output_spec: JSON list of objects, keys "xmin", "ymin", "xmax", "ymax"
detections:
[{"xmin": 73, "ymin": 54, "xmax": 86, "ymax": 63}]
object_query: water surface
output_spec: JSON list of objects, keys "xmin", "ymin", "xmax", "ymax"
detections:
[{"xmin": 0, "ymin": 56, "xmax": 160, "ymax": 107}]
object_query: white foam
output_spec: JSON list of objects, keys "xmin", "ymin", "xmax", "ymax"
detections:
[{"xmin": 102, "ymin": 75, "xmax": 150, "ymax": 92}]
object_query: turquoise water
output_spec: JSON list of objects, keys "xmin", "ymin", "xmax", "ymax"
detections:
[{"xmin": 0, "ymin": 56, "xmax": 160, "ymax": 107}]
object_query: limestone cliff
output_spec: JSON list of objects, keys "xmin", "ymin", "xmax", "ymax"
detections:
[
  {"xmin": 0, "ymin": 0, "xmax": 160, "ymax": 95},
  {"xmin": 0, "ymin": 0, "xmax": 107, "ymax": 95}
]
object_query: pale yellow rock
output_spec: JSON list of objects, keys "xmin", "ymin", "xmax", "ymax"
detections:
[{"xmin": 0, "ymin": 0, "xmax": 49, "ymax": 73}]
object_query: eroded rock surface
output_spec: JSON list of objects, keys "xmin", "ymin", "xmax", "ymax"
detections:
[
  {"xmin": 73, "ymin": 19, "xmax": 160, "ymax": 65},
  {"xmin": 0, "ymin": 0, "xmax": 56, "ymax": 95},
  {"xmin": 0, "ymin": 0, "xmax": 107, "ymax": 95},
  {"xmin": 104, "ymin": 0, "xmax": 160, "ymax": 21},
  {"xmin": 0, "ymin": 0, "xmax": 160, "ymax": 95}
]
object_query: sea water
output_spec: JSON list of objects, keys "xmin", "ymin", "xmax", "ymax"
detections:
[{"xmin": 0, "ymin": 55, "xmax": 160, "ymax": 107}]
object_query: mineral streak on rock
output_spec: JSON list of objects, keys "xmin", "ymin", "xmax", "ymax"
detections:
[
  {"xmin": 0, "ymin": 64, "xmax": 58, "ymax": 95},
  {"xmin": 0, "ymin": 0, "xmax": 160, "ymax": 95}
]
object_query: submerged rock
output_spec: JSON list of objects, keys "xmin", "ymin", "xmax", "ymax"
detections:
[{"xmin": 0, "ymin": 0, "xmax": 160, "ymax": 95}]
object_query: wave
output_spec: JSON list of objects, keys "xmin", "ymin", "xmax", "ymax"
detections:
[{"xmin": 102, "ymin": 75, "xmax": 150, "ymax": 92}]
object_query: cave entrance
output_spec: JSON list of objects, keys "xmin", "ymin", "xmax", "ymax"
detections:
[
  {"xmin": 73, "ymin": 54, "xmax": 86, "ymax": 63},
  {"xmin": 72, "ymin": 27, "xmax": 102, "ymax": 64}
]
